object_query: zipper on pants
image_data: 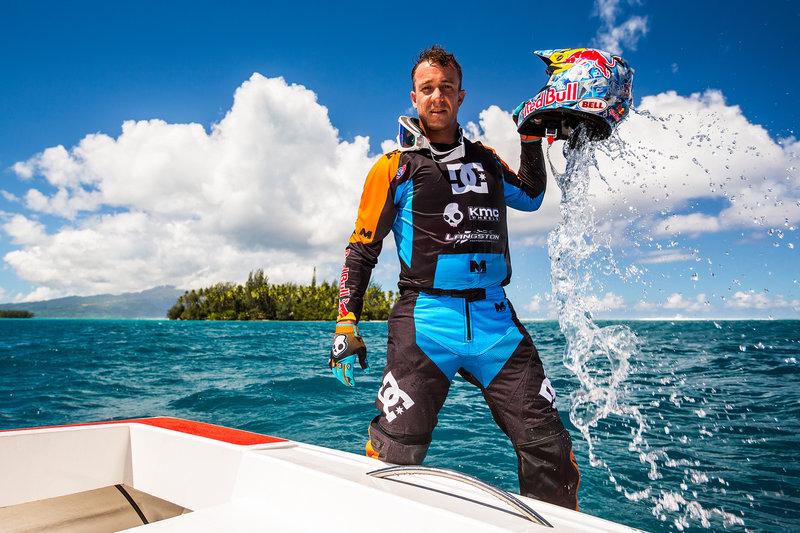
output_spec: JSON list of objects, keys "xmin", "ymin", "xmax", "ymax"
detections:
[{"xmin": 464, "ymin": 300, "xmax": 472, "ymax": 341}]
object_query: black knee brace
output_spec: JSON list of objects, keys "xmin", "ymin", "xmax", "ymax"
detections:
[
  {"xmin": 514, "ymin": 419, "xmax": 580, "ymax": 510},
  {"xmin": 367, "ymin": 417, "xmax": 430, "ymax": 465}
]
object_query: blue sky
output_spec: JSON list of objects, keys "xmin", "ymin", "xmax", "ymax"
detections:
[{"xmin": 1, "ymin": 0, "xmax": 798, "ymax": 318}]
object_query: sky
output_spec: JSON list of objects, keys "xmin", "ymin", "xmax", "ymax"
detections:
[{"xmin": 1, "ymin": 0, "xmax": 798, "ymax": 319}]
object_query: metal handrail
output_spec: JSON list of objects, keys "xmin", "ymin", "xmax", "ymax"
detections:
[{"xmin": 366, "ymin": 465, "xmax": 553, "ymax": 528}]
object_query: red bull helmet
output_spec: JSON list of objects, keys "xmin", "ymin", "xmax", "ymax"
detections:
[{"xmin": 516, "ymin": 48, "xmax": 634, "ymax": 142}]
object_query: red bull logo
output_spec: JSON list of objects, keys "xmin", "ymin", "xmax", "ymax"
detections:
[
  {"xmin": 523, "ymin": 82, "xmax": 579, "ymax": 116},
  {"xmin": 549, "ymin": 48, "xmax": 618, "ymax": 78}
]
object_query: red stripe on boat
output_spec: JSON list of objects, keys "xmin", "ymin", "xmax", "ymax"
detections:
[{"xmin": 0, "ymin": 417, "xmax": 287, "ymax": 446}]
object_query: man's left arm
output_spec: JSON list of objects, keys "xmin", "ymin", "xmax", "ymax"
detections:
[{"xmin": 494, "ymin": 138, "xmax": 547, "ymax": 212}]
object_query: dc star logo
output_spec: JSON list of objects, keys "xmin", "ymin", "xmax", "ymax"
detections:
[
  {"xmin": 447, "ymin": 162, "xmax": 488, "ymax": 195},
  {"xmin": 376, "ymin": 371, "xmax": 415, "ymax": 422}
]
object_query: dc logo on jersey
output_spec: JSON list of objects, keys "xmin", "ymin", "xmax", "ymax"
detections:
[
  {"xmin": 447, "ymin": 162, "xmax": 488, "ymax": 195},
  {"xmin": 377, "ymin": 371, "xmax": 415, "ymax": 422}
]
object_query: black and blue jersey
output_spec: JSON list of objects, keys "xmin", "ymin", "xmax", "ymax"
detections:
[{"xmin": 338, "ymin": 131, "xmax": 547, "ymax": 321}]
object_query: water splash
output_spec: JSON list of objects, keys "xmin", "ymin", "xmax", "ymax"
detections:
[
  {"xmin": 546, "ymin": 127, "xmax": 747, "ymax": 530},
  {"xmin": 546, "ymin": 132, "xmax": 647, "ymax": 471}
]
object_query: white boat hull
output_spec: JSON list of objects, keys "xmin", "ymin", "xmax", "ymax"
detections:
[{"xmin": 0, "ymin": 418, "xmax": 644, "ymax": 532}]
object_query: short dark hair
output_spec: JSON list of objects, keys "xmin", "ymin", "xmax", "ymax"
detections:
[{"xmin": 411, "ymin": 45, "xmax": 462, "ymax": 90}]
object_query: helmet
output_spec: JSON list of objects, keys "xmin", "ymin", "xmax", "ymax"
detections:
[{"xmin": 516, "ymin": 48, "xmax": 634, "ymax": 142}]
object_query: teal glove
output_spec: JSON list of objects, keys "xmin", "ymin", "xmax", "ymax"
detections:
[{"xmin": 329, "ymin": 323, "xmax": 369, "ymax": 387}]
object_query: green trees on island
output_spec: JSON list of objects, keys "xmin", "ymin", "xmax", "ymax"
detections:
[
  {"xmin": 0, "ymin": 310, "xmax": 34, "ymax": 318},
  {"xmin": 167, "ymin": 269, "xmax": 396, "ymax": 321}
]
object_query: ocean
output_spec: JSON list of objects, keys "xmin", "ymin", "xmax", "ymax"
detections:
[{"xmin": 1, "ymin": 318, "xmax": 798, "ymax": 532}]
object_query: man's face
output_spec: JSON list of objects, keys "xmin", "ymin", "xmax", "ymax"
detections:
[{"xmin": 410, "ymin": 61, "xmax": 465, "ymax": 144}]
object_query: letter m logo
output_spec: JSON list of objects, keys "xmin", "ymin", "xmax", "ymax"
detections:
[
  {"xmin": 359, "ymin": 228, "xmax": 373, "ymax": 240},
  {"xmin": 469, "ymin": 260, "xmax": 486, "ymax": 273}
]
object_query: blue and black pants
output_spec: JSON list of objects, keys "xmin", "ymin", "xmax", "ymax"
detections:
[{"xmin": 366, "ymin": 287, "xmax": 580, "ymax": 510}]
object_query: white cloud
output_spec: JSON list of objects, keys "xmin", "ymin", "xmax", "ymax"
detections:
[
  {"xmin": 586, "ymin": 291, "xmax": 626, "ymax": 311},
  {"xmin": 663, "ymin": 293, "xmax": 710, "ymax": 312},
  {"xmin": 637, "ymin": 250, "xmax": 697, "ymax": 264},
  {"xmin": 4, "ymin": 74, "xmax": 375, "ymax": 298},
  {"xmin": 653, "ymin": 213, "xmax": 722, "ymax": 237},
  {"xmin": 1, "ymin": 190, "xmax": 19, "ymax": 202},
  {"xmin": 11, "ymin": 161, "xmax": 34, "ymax": 180},
  {"xmin": 14, "ymin": 286, "xmax": 63, "ymax": 303},
  {"xmin": 725, "ymin": 290, "xmax": 793, "ymax": 310},
  {"xmin": 591, "ymin": 0, "xmax": 649, "ymax": 54},
  {"xmin": 3, "ymin": 214, "xmax": 48, "ymax": 245},
  {"xmin": 523, "ymin": 293, "xmax": 547, "ymax": 313}
]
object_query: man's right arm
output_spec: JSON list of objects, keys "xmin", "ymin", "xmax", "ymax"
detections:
[{"xmin": 337, "ymin": 152, "xmax": 402, "ymax": 323}]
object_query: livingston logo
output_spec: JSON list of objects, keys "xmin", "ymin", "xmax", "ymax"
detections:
[{"xmin": 445, "ymin": 230, "xmax": 500, "ymax": 244}]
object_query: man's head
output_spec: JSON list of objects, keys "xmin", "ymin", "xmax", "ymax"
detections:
[
  {"xmin": 410, "ymin": 45, "xmax": 465, "ymax": 144},
  {"xmin": 411, "ymin": 45, "xmax": 462, "ymax": 91}
]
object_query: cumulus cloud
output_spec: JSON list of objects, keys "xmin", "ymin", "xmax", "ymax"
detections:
[
  {"xmin": 725, "ymin": 290, "xmax": 799, "ymax": 311},
  {"xmin": 591, "ymin": 0, "xmax": 649, "ymax": 54},
  {"xmin": 637, "ymin": 250, "xmax": 697, "ymax": 264},
  {"xmin": 523, "ymin": 293, "xmax": 549, "ymax": 314},
  {"xmin": 1, "ymin": 190, "xmax": 19, "ymax": 203},
  {"xmin": 4, "ymin": 74, "xmax": 374, "ymax": 298},
  {"xmin": 663, "ymin": 293, "xmax": 710, "ymax": 312},
  {"xmin": 586, "ymin": 291, "xmax": 626, "ymax": 312}
]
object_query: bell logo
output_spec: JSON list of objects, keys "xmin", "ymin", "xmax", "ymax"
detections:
[
  {"xmin": 578, "ymin": 98, "xmax": 607, "ymax": 113},
  {"xmin": 469, "ymin": 260, "xmax": 487, "ymax": 273}
]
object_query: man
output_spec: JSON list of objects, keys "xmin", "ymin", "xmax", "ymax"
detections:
[{"xmin": 329, "ymin": 45, "xmax": 580, "ymax": 510}]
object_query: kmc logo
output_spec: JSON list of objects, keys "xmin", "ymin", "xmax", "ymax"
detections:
[{"xmin": 447, "ymin": 162, "xmax": 488, "ymax": 195}]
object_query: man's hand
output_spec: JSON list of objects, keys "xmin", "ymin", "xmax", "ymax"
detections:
[
  {"xmin": 513, "ymin": 101, "xmax": 544, "ymax": 143},
  {"xmin": 329, "ymin": 322, "xmax": 368, "ymax": 387}
]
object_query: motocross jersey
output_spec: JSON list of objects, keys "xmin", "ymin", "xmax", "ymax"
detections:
[{"xmin": 338, "ymin": 127, "xmax": 547, "ymax": 321}]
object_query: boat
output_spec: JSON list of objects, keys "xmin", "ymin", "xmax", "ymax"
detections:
[{"xmin": 0, "ymin": 417, "xmax": 644, "ymax": 532}]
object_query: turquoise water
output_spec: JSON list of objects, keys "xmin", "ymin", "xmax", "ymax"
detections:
[{"xmin": 1, "ymin": 319, "xmax": 798, "ymax": 532}]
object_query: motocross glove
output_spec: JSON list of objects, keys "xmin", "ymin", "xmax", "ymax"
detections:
[
  {"xmin": 513, "ymin": 101, "xmax": 543, "ymax": 144},
  {"xmin": 329, "ymin": 323, "xmax": 368, "ymax": 387}
]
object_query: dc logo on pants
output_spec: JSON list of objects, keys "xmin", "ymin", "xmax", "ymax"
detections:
[
  {"xmin": 377, "ymin": 371, "xmax": 415, "ymax": 422},
  {"xmin": 539, "ymin": 376, "xmax": 556, "ymax": 406}
]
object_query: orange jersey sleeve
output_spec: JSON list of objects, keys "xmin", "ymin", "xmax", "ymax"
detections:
[{"xmin": 338, "ymin": 151, "xmax": 402, "ymax": 321}]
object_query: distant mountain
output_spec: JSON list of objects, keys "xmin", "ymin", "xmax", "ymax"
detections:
[{"xmin": 0, "ymin": 286, "xmax": 185, "ymax": 319}]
